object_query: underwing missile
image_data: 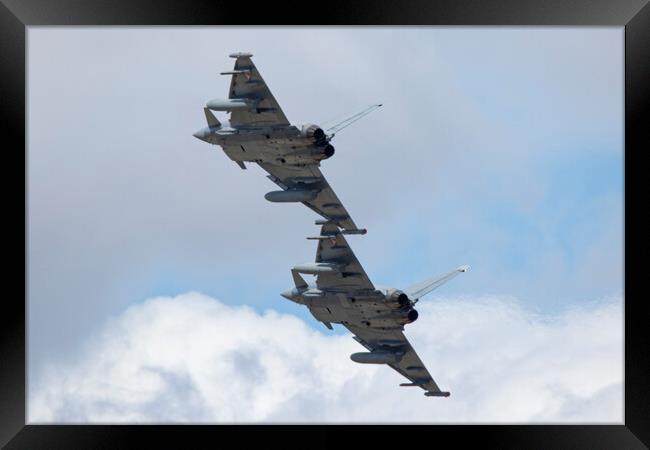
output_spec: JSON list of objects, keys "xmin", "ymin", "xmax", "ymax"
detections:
[
  {"xmin": 292, "ymin": 262, "xmax": 343, "ymax": 274},
  {"xmin": 206, "ymin": 98, "xmax": 259, "ymax": 111},
  {"xmin": 265, "ymin": 190, "xmax": 318, "ymax": 203},
  {"xmin": 341, "ymin": 229, "xmax": 367, "ymax": 235},
  {"xmin": 350, "ymin": 351, "xmax": 402, "ymax": 364},
  {"xmin": 399, "ymin": 380, "xmax": 429, "ymax": 387}
]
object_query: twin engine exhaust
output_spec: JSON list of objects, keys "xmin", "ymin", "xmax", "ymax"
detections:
[
  {"xmin": 386, "ymin": 290, "xmax": 418, "ymax": 323},
  {"xmin": 301, "ymin": 124, "xmax": 335, "ymax": 159}
]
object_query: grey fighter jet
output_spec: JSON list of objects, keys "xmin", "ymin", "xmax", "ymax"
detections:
[
  {"xmin": 194, "ymin": 53, "xmax": 469, "ymax": 397},
  {"xmin": 282, "ymin": 222, "xmax": 468, "ymax": 397},
  {"xmin": 192, "ymin": 52, "xmax": 378, "ymax": 232}
]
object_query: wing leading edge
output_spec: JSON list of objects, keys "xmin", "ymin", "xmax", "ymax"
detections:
[
  {"xmin": 311, "ymin": 223, "xmax": 374, "ymax": 291},
  {"xmin": 344, "ymin": 324, "xmax": 448, "ymax": 396},
  {"xmin": 259, "ymin": 163, "xmax": 360, "ymax": 232},
  {"xmin": 222, "ymin": 53, "xmax": 290, "ymax": 128}
]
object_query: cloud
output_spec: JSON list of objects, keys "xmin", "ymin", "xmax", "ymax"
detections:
[
  {"xmin": 29, "ymin": 292, "xmax": 622, "ymax": 423},
  {"xmin": 27, "ymin": 28, "xmax": 622, "ymax": 383}
]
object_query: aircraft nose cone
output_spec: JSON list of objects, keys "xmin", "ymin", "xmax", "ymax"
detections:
[
  {"xmin": 193, "ymin": 128, "xmax": 210, "ymax": 142},
  {"xmin": 281, "ymin": 288, "xmax": 297, "ymax": 301}
]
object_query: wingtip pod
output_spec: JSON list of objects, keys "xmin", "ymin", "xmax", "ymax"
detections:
[
  {"xmin": 425, "ymin": 391, "xmax": 451, "ymax": 397},
  {"xmin": 229, "ymin": 52, "xmax": 253, "ymax": 58}
]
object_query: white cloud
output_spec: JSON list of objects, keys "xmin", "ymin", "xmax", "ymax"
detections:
[
  {"xmin": 27, "ymin": 28, "xmax": 623, "ymax": 382},
  {"xmin": 29, "ymin": 292, "xmax": 622, "ymax": 423}
]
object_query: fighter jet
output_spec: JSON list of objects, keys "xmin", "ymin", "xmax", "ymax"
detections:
[
  {"xmin": 282, "ymin": 221, "xmax": 468, "ymax": 397},
  {"xmin": 194, "ymin": 53, "xmax": 469, "ymax": 397},
  {"xmin": 192, "ymin": 52, "xmax": 379, "ymax": 232}
]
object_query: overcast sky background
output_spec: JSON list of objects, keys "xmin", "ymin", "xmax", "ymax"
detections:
[{"xmin": 27, "ymin": 27, "xmax": 623, "ymax": 422}]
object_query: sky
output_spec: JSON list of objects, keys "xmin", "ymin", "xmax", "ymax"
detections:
[{"xmin": 27, "ymin": 27, "xmax": 623, "ymax": 423}]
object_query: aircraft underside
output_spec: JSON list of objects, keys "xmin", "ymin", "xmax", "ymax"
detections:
[{"xmin": 193, "ymin": 52, "xmax": 469, "ymax": 397}]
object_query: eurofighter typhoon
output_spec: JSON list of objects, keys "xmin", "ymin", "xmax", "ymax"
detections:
[{"xmin": 193, "ymin": 53, "xmax": 469, "ymax": 397}]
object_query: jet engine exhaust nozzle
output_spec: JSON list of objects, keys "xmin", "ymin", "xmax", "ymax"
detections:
[
  {"xmin": 323, "ymin": 144, "xmax": 335, "ymax": 159},
  {"xmin": 386, "ymin": 290, "xmax": 411, "ymax": 309},
  {"xmin": 397, "ymin": 293, "xmax": 410, "ymax": 308},
  {"xmin": 300, "ymin": 124, "xmax": 325, "ymax": 141},
  {"xmin": 313, "ymin": 127, "xmax": 325, "ymax": 141}
]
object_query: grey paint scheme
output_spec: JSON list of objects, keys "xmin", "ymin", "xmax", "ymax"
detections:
[
  {"xmin": 282, "ymin": 223, "xmax": 468, "ymax": 397},
  {"xmin": 194, "ymin": 53, "xmax": 469, "ymax": 397},
  {"xmin": 193, "ymin": 53, "xmax": 359, "ymax": 231}
]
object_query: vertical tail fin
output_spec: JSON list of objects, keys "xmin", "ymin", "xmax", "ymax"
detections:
[
  {"xmin": 404, "ymin": 265, "xmax": 470, "ymax": 302},
  {"xmin": 291, "ymin": 269, "xmax": 308, "ymax": 289},
  {"xmin": 324, "ymin": 104, "xmax": 382, "ymax": 139},
  {"xmin": 204, "ymin": 107, "xmax": 221, "ymax": 128}
]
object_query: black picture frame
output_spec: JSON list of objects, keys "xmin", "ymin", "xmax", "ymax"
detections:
[{"xmin": 2, "ymin": 1, "xmax": 648, "ymax": 448}]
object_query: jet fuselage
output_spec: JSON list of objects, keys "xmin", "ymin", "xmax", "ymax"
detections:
[
  {"xmin": 281, "ymin": 284, "xmax": 419, "ymax": 329},
  {"xmin": 193, "ymin": 123, "xmax": 334, "ymax": 166}
]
